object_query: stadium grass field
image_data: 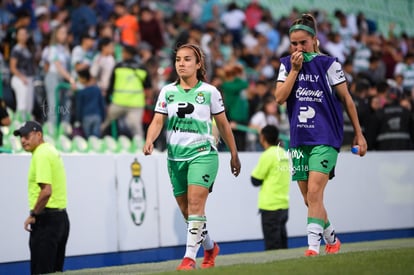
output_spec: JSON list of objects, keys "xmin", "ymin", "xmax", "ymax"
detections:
[{"xmin": 63, "ymin": 238, "xmax": 414, "ymax": 275}]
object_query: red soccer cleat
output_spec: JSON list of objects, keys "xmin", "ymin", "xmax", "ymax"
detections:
[
  {"xmin": 305, "ymin": 249, "xmax": 319, "ymax": 256},
  {"xmin": 176, "ymin": 257, "xmax": 196, "ymax": 270},
  {"xmin": 201, "ymin": 242, "xmax": 220, "ymax": 269},
  {"xmin": 325, "ymin": 238, "xmax": 341, "ymax": 254}
]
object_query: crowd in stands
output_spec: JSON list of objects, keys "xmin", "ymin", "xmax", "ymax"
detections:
[{"xmin": 0, "ymin": 0, "xmax": 413, "ymax": 153}]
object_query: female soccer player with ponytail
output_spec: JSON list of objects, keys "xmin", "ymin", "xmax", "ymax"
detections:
[
  {"xmin": 143, "ymin": 43, "xmax": 241, "ymax": 269},
  {"xmin": 274, "ymin": 13, "xmax": 367, "ymax": 256}
]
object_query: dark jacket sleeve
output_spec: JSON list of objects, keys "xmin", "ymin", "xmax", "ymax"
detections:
[
  {"xmin": 106, "ymin": 63, "xmax": 118, "ymax": 103},
  {"xmin": 251, "ymin": 176, "xmax": 263, "ymax": 187}
]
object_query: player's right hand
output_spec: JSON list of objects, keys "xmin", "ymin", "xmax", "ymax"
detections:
[
  {"xmin": 24, "ymin": 216, "xmax": 35, "ymax": 232},
  {"xmin": 291, "ymin": 51, "xmax": 304, "ymax": 71}
]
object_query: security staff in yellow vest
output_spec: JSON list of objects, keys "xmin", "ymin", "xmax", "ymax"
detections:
[{"xmin": 101, "ymin": 44, "xmax": 152, "ymax": 139}]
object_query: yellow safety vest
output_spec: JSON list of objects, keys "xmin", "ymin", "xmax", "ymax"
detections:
[{"xmin": 112, "ymin": 67, "xmax": 147, "ymax": 107}]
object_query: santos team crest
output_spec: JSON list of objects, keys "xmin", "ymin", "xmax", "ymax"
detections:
[
  {"xmin": 195, "ymin": 92, "xmax": 205, "ymax": 104},
  {"xmin": 128, "ymin": 158, "xmax": 146, "ymax": 226}
]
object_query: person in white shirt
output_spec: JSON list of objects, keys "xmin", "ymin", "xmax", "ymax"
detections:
[
  {"xmin": 90, "ymin": 37, "xmax": 115, "ymax": 98},
  {"xmin": 248, "ymin": 95, "xmax": 280, "ymax": 151},
  {"xmin": 220, "ymin": 2, "xmax": 245, "ymax": 48},
  {"xmin": 44, "ymin": 24, "xmax": 75, "ymax": 127}
]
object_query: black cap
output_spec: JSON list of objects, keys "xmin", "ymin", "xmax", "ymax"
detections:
[
  {"xmin": 13, "ymin": 121, "xmax": 43, "ymax": 137},
  {"xmin": 122, "ymin": 44, "xmax": 137, "ymax": 55}
]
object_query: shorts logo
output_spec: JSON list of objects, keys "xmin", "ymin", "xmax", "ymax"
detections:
[
  {"xmin": 202, "ymin": 174, "xmax": 210, "ymax": 183},
  {"xmin": 298, "ymin": 106, "xmax": 316, "ymax": 123},
  {"xmin": 320, "ymin": 159, "xmax": 328, "ymax": 168}
]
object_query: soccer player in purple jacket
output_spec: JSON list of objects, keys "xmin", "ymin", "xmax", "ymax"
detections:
[{"xmin": 274, "ymin": 13, "xmax": 367, "ymax": 256}]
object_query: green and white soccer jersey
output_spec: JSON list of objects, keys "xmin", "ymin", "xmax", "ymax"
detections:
[{"xmin": 154, "ymin": 81, "xmax": 225, "ymax": 161}]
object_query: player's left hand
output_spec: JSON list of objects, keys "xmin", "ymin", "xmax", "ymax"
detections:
[{"xmin": 353, "ymin": 133, "xmax": 368, "ymax": 156}]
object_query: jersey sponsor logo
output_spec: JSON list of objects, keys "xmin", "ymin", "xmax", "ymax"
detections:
[
  {"xmin": 158, "ymin": 101, "xmax": 167, "ymax": 108},
  {"xmin": 195, "ymin": 92, "xmax": 205, "ymax": 104},
  {"xmin": 172, "ymin": 119, "xmax": 200, "ymax": 134},
  {"xmin": 296, "ymin": 86, "xmax": 323, "ymax": 103},
  {"xmin": 197, "ymin": 145, "xmax": 208, "ymax": 152},
  {"xmin": 167, "ymin": 94, "xmax": 174, "ymax": 103},
  {"xmin": 298, "ymin": 106, "xmax": 316, "ymax": 123},
  {"xmin": 219, "ymin": 98, "xmax": 224, "ymax": 107},
  {"xmin": 176, "ymin": 102, "xmax": 195, "ymax": 118},
  {"xmin": 172, "ymin": 126, "xmax": 198, "ymax": 133}
]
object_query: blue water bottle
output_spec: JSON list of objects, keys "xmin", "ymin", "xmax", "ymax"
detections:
[{"xmin": 351, "ymin": 145, "xmax": 360, "ymax": 155}]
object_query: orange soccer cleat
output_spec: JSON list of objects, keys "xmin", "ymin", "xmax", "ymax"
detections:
[
  {"xmin": 176, "ymin": 257, "xmax": 196, "ymax": 270},
  {"xmin": 325, "ymin": 238, "xmax": 341, "ymax": 254},
  {"xmin": 305, "ymin": 249, "xmax": 319, "ymax": 256},
  {"xmin": 201, "ymin": 242, "xmax": 220, "ymax": 269}
]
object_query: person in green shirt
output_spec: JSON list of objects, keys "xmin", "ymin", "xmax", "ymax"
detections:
[
  {"xmin": 251, "ymin": 125, "xmax": 290, "ymax": 250},
  {"xmin": 14, "ymin": 120, "xmax": 70, "ymax": 275}
]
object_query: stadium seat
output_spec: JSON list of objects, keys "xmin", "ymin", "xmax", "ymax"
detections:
[
  {"xmin": 88, "ymin": 136, "xmax": 106, "ymax": 153},
  {"xmin": 118, "ymin": 135, "xmax": 132, "ymax": 153},
  {"xmin": 72, "ymin": 136, "xmax": 89, "ymax": 153},
  {"xmin": 57, "ymin": 135, "xmax": 73, "ymax": 153},
  {"xmin": 42, "ymin": 121, "xmax": 56, "ymax": 137},
  {"xmin": 0, "ymin": 125, "xmax": 10, "ymax": 137},
  {"xmin": 9, "ymin": 120, "xmax": 23, "ymax": 133},
  {"xmin": 43, "ymin": 134, "xmax": 56, "ymax": 147},
  {"xmin": 104, "ymin": 136, "xmax": 119, "ymax": 153},
  {"xmin": 58, "ymin": 121, "xmax": 73, "ymax": 137},
  {"xmin": 0, "ymin": 136, "xmax": 12, "ymax": 153},
  {"xmin": 131, "ymin": 135, "xmax": 144, "ymax": 152},
  {"xmin": 8, "ymin": 135, "xmax": 23, "ymax": 153}
]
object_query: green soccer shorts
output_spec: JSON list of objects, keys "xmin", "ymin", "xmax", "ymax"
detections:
[
  {"xmin": 290, "ymin": 145, "xmax": 338, "ymax": 181},
  {"xmin": 167, "ymin": 150, "xmax": 219, "ymax": 197}
]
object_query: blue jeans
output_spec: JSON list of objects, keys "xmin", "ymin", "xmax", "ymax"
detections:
[{"xmin": 82, "ymin": 114, "xmax": 102, "ymax": 138}]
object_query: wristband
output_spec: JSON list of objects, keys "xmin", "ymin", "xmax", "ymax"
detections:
[{"xmin": 30, "ymin": 210, "xmax": 37, "ymax": 218}]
